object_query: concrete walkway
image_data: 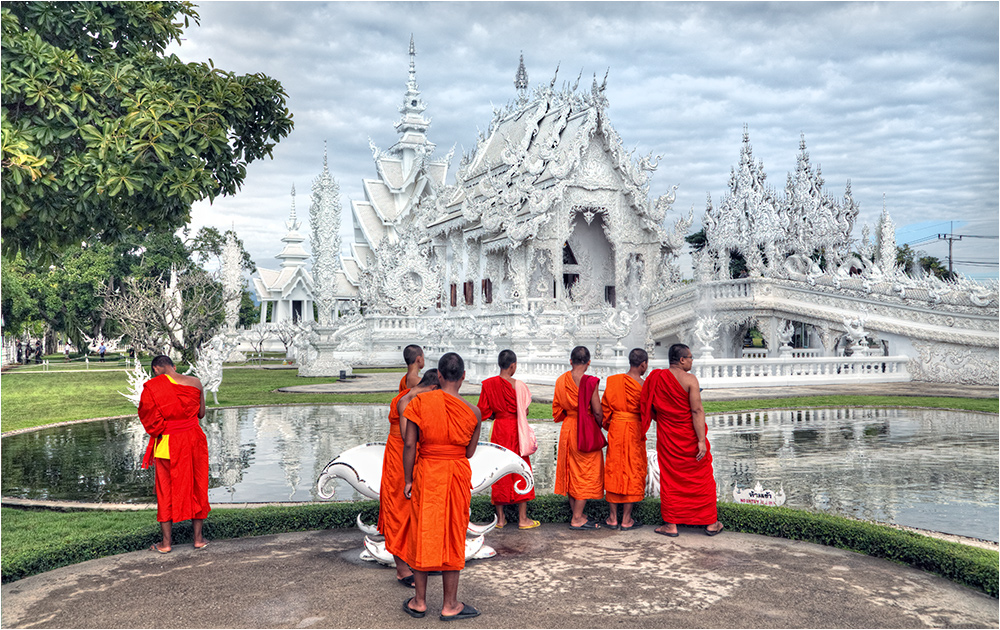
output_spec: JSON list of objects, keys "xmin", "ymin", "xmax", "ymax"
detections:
[
  {"xmin": 277, "ymin": 372, "xmax": 997, "ymax": 404},
  {"xmin": 2, "ymin": 525, "xmax": 996, "ymax": 628}
]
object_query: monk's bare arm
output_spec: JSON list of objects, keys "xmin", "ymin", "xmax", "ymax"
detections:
[
  {"xmin": 397, "ymin": 394, "xmax": 413, "ymax": 437},
  {"xmin": 686, "ymin": 374, "xmax": 707, "ymax": 460},
  {"xmin": 463, "ymin": 402, "xmax": 483, "ymax": 458},
  {"xmin": 402, "ymin": 419, "xmax": 419, "ymax": 498},
  {"xmin": 590, "ymin": 385, "xmax": 603, "ymax": 426}
]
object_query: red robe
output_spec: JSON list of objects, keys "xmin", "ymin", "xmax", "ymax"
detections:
[
  {"xmin": 139, "ymin": 374, "xmax": 211, "ymax": 524},
  {"xmin": 402, "ymin": 390, "xmax": 478, "ymax": 572},
  {"xmin": 379, "ymin": 388, "xmax": 410, "ymax": 557},
  {"xmin": 552, "ymin": 372, "xmax": 604, "ymax": 500},
  {"xmin": 477, "ymin": 376, "xmax": 535, "ymax": 505},
  {"xmin": 601, "ymin": 374, "xmax": 647, "ymax": 503},
  {"xmin": 640, "ymin": 369, "xmax": 716, "ymax": 525}
]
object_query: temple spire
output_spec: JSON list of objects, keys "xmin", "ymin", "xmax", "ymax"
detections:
[
  {"xmin": 515, "ymin": 52, "xmax": 528, "ymax": 104},
  {"xmin": 407, "ymin": 34, "xmax": 418, "ymax": 93},
  {"xmin": 286, "ymin": 184, "xmax": 299, "ymax": 231}
]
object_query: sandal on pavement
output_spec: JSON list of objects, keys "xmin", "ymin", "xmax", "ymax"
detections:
[
  {"xmin": 519, "ymin": 520, "xmax": 541, "ymax": 530},
  {"xmin": 403, "ymin": 598, "xmax": 426, "ymax": 618},
  {"xmin": 150, "ymin": 544, "xmax": 171, "ymax": 554},
  {"xmin": 397, "ymin": 575, "xmax": 415, "ymax": 588},
  {"xmin": 654, "ymin": 526, "xmax": 679, "ymax": 538},
  {"xmin": 620, "ymin": 522, "xmax": 643, "ymax": 531},
  {"xmin": 705, "ymin": 523, "xmax": 725, "ymax": 536},
  {"xmin": 569, "ymin": 519, "xmax": 601, "ymax": 530},
  {"xmin": 440, "ymin": 603, "xmax": 481, "ymax": 621}
]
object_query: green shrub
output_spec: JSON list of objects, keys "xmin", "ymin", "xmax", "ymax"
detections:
[{"xmin": 3, "ymin": 500, "xmax": 996, "ymax": 598}]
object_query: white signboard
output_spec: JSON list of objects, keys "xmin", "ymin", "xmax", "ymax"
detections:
[{"xmin": 732, "ymin": 482, "xmax": 786, "ymax": 507}]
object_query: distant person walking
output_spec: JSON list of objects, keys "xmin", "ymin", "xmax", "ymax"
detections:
[
  {"xmin": 139, "ymin": 355, "xmax": 211, "ymax": 553},
  {"xmin": 99, "ymin": 342, "xmax": 106, "ymax": 362},
  {"xmin": 34, "ymin": 341, "xmax": 43, "ymax": 364},
  {"xmin": 64, "ymin": 341, "xmax": 72, "ymax": 362},
  {"xmin": 641, "ymin": 343, "xmax": 723, "ymax": 537},
  {"xmin": 16, "ymin": 341, "xmax": 23, "ymax": 364}
]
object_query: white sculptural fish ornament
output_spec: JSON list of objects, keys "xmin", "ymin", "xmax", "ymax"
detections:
[{"xmin": 316, "ymin": 441, "xmax": 534, "ymax": 565}]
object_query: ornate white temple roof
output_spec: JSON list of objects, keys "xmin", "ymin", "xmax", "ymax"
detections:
[{"xmin": 254, "ymin": 186, "xmax": 315, "ymax": 302}]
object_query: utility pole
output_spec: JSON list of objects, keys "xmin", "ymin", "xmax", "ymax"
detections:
[{"xmin": 937, "ymin": 221, "xmax": 962, "ymax": 276}]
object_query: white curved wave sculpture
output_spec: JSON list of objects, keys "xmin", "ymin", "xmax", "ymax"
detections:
[{"xmin": 317, "ymin": 441, "xmax": 534, "ymax": 564}]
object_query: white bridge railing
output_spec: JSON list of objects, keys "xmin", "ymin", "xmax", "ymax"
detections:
[{"xmin": 465, "ymin": 353, "xmax": 910, "ymax": 389}]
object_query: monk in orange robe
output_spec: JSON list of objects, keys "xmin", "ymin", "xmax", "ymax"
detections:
[
  {"xmin": 380, "ymin": 369, "xmax": 439, "ymax": 587},
  {"xmin": 553, "ymin": 345, "xmax": 604, "ymax": 530},
  {"xmin": 478, "ymin": 349, "xmax": 538, "ymax": 529},
  {"xmin": 640, "ymin": 343, "xmax": 723, "ymax": 537},
  {"xmin": 401, "ymin": 352, "xmax": 482, "ymax": 621},
  {"xmin": 400, "ymin": 344, "xmax": 424, "ymax": 392},
  {"xmin": 138, "ymin": 355, "xmax": 210, "ymax": 553},
  {"xmin": 601, "ymin": 348, "xmax": 649, "ymax": 530}
]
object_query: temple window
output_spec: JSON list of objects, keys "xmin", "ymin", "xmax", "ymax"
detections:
[
  {"xmin": 482, "ymin": 279, "xmax": 493, "ymax": 304},
  {"xmin": 604, "ymin": 285, "xmax": 616, "ymax": 307},
  {"xmin": 463, "ymin": 281, "xmax": 474, "ymax": 305},
  {"xmin": 562, "ymin": 242, "xmax": 578, "ymax": 264},
  {"xmin": 450, "ymin": 283, "xmax": 458, "ymax": 307}
]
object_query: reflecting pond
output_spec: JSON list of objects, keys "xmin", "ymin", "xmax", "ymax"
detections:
[{"xmin": 2, "ymin": 405, "xmax": 996, "ymax": 542}]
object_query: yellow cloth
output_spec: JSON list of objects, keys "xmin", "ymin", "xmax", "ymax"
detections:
[{"xmin": 154, "ymin": 434, "xmax": 170, "ymax": 459}]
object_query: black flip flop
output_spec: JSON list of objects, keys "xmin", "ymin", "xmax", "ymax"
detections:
[
  {"xmin": 397, "ymin": 575, "xmax": 415, "ymax": 588},
  {"xmin": 654, "ymin": 527, "xmax": 679, "ymax": 537},
  {"xmin": 403, "ymin": 598, "xmax": 426, "ymax": 618},
  {"xmin": 620, "ymin": 522, "xmax": 643, "ymax": 531},
  {"xmin": 569, "ymin": 519, "xmax": 601, "ymax": 530},
  {"xmin": 604, "ymin": 521, "xmax": 620, "ymax": 530},
  {"xmin": 440, "ymin": 603, "xmax": 481, "ymax": 621},
  {"xmin": 705, "ymin": 523, "xmax": 725, "ymax": 536}
]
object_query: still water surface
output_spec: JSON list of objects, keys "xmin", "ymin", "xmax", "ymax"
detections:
[{"xmin": 2, "ymin": 405, "xmax": 996, "ymax": 541}]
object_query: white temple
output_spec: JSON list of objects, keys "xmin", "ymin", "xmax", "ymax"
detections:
[{"xmin": 254, "ymin": 40, "xmax": 998, "ymax": 387}]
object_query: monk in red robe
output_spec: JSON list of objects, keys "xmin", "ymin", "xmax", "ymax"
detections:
[
  {"xmin": 399, "ymin": 344, "xmax": 424, "ymax": 392},
  {"xmin": 380, "ymin": 369, "xmax": 439, "ymax": 587},
  {"xmin": 553, "ymin": 345, "xmax": 604, "ymax": 530},
  {"xmin": 138, "ymin": 355, "xmax": 211, "ymax": 553},
  {"xmin": 640, "ymin": 343, "xmax": 723, "ymax": 537},
  {"xmin": 478, "ymin": 349, "xmax": 538, "ymax": 529},
  {"xmin": 401, "ymin": 352, "xmax": 482, "ymax": 621},
  {"xmin": 601, "ymin": 348, "xmax": 649, "ymax": 530}
]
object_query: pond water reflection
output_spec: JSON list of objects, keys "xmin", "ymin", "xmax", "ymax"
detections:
[{"xmin": 2, "ymin": 405, "xmax": 996, "ymax": 541}]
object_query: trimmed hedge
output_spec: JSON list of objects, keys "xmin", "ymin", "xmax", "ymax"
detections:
[{"xmin": 3, "ymin": 497, "xmax": 997, "ymax": 598}]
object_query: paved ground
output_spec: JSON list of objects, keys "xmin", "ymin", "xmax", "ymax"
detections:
[
  {"xmin": 2, "ymin": 525, "xmax": 996, "ymax": 629},
  {"xmin": 277, "ymin": 372, "xmax": 998, "ymax": 404}
]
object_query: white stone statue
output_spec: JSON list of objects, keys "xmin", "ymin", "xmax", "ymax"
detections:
[
  {"xmin": 192, "ymin": 334, "xmax": 233, "ymax": 405},
  {"xmin": 694, "ymin": 315, "xmax": 721, "ymax": 359}
]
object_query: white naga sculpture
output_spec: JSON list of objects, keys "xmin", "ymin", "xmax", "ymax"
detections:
[
  {"xmin": 317, "ymin": 441, "xmax": 533, "ymax": 564},
  {"xmin": 693, "ymin": 315, "xmax": 721, "ymax": 359}
]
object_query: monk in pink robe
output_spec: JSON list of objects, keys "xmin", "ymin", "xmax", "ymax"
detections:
[{"xmin": 478, "ymin": 349, "xmax": 537, "ymax": 529}]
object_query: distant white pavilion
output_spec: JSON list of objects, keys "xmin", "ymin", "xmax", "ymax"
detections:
[{"xmin": 252, "ymin": 186, "xmax": 316, "ymax": 324}]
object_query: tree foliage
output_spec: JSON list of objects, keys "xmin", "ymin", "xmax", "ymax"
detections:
[
  {"xmin": 1, "ymin": 2, "xmax": 293, "ymax": 260},
  {"xmin": 896, "ymin": 244, "xmax": 956, "ymax": 281}
]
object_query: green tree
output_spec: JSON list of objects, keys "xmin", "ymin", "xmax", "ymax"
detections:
[
  {"xmin": 1, "ymin": 2, "xmax": 293, "ymax": 260},
  {"xmin": 896, "ymin": 244, "xmax": 956, "ymax": 281}
]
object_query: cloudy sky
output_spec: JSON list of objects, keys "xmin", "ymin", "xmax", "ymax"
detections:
[{"xmin": 167, "ymin": 1, "xmax": 999, "ymax": 280}]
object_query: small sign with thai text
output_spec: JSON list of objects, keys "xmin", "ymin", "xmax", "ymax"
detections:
[{"xmin": 732, "ymin": 482, "xmax": 786, "ymax": 507}]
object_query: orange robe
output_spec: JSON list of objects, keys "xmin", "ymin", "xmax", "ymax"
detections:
[
  {"xmin": 138, "ymin": 374, "xmax": 211, "ymax": 524},
  {"xmin": 552, "ymin": 371, "xmax": 604, "ymax": 500},
  {"xmin": 379, "ymin": 388, "xmax": 410, "ymax": 557},
  {"xmin": 399, "ymin": 375, "xmax": 407, "ymax": 393},
  {"xmin": 478, "ymin": 376, "xmax": 535, "ymax": 505},
  {"xmin": 601, "ymin": 374, "xmax": 647, "ymax": 503},
  {"xmin": 640, "ymin": 369, "xmax": 717, "ymax": 525},
  {"xmin": 402, "ymin": 390, "xmax": 479, "ymax": 572}
]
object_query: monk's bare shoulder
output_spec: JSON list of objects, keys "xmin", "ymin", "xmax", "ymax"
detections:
[{"xmin": 175, "ymin": 374, "xmax": 203, "ymax": 390}]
